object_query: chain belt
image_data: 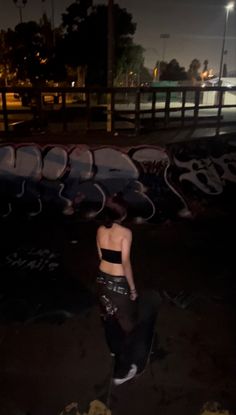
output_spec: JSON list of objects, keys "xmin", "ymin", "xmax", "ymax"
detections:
[{"xmin": 97, "ymin": 274, "xmax": 129, "ymax": 296}]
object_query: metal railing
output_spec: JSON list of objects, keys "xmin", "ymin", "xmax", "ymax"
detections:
[{"xmin": 0, "ymin": 85, "xmax": 236, "ymax": 135}]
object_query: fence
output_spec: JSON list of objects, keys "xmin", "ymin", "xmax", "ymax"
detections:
[{"xmin": 0, "ymin": 85, "xmax": 236, "ymax": 135}]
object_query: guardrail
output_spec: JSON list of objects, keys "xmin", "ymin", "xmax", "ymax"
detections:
[{"xmin": 0, "ymin": 85, "xmax": 236, "ymax": 135}]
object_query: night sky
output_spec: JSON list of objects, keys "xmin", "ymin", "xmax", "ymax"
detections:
[{"xmin": 0, "ymin": 0, "xmax": 235, "ymax": 74}]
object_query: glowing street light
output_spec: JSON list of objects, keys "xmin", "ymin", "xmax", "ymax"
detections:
[
  {"xmin": 13, "ymin": 0, "xmax": 27, "ymax": 24},
  {"xmin": 218, "ymin": 2, "xmax": 235, "ymax": 85},
  {"xmin": 226, "ymin": 1, "xmax": 235, "ymax": 10}
]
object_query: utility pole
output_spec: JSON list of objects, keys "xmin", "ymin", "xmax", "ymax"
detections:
[
  {"xmin": 160, "ymin": 33, "xmax": 170, "ymax": 62},
  {"xmin": 107, "ymin": 0, "xmax": 114, "ymax": 88},
  {"xmin": 107, "ymin": 0, "xmax": 114, "ymax": 132},
  {"xmin": 218, "ymin": 2, "xmax": 234, "ymax": 85}
]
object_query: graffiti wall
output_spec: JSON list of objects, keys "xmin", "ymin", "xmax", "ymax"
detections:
[
  {"xmin": 0, "ymin": 138, "xmax": 235, "ymax": 221},
  {"xmin": 168, "ymin": 138, "xmax": 236, "ymax": 217}
]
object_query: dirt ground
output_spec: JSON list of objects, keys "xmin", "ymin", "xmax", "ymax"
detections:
[{"xmin": 0, "ymin": 214, "xmax": 235, "ymax": 415}]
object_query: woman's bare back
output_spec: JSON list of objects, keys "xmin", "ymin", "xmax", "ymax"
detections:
[{"xmin": 97, "ymin": 223, "xmax": 132, "ymax": 276}]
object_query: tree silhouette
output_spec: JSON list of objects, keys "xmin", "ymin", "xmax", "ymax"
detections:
[
  {"xmin": 5, "ymin": 21, "xmax": 49, "ymax": 83},
  {"xmin": 60, "ymin": 1, "xmax": 139, "ymax": 85},
  {"xmin": 160, "ymin": 59, "xmax": 187, "ymax": 81},
  {"xmin": 115, "ymin": 41, "xmax": 145, "ymax": 85},
  {"xmin": 187, "ymin": 59, "xmax": 201, "ymax": 82},
  {"xmin": 0, "ymin": 30, "xmax": 12, "ymax": 86},
  {"xmin": 203, "ymin": 59, "xmax": 208, "ymax": 72},
  {"xmin": 3, "ymin": 1, "xmax": 144, "ymax": 86}
]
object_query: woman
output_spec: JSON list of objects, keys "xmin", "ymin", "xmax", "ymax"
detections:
[{"xmin": 96, "ymin": 196, "xmax": 138, "ymax": 385}]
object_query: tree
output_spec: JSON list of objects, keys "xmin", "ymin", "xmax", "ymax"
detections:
[
  {"xmin": 203, "ymin": 59, "xmax": 208, "ymax": 73},
  {"xmin": 187, "ymin": 59, "xmax": 201, "ymax": 82},
  {"xmin": 40, "ymin": 16, "xmax": 67, "ymax": 82},
  {"xmin": 2, "ymin": 1, "xmax": 143, "ymax": 86},
  {"xmin": 115, "ymin": 41, "xmax": 145, "ymax": 86},
  {"xmin": 140, "ymin": 66, "xmax": 152, "ymax": 84},
  {"xmin": 160, "ymin": 59, "xmax": 187, "ymax": 81},
  {"xmin": 0, "ymin": 30, "xmax": 12, "ymax": 86},
  {"xmin": 3, "ymin": 17, "xmax": 67, "ymax": 84},
  {"xmin": 5, "ymin": 21, "xmax": 48, "ymax": 83},
  {"xmin": 60, "ymin": 1, "xmax": 139, "ymax": 85}
]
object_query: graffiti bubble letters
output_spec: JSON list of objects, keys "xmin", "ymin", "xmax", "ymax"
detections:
[{"xmin": 0, "ymin": 142, "xmax": 235, "ymax": 221}]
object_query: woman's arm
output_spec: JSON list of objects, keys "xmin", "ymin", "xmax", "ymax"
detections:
[
  {"xmin": 96, "ymin": 228, "xmax": 102, "ymax": 260},
  {"xmin": 122, "ymin": 230, "xmax": 138, "ymax": 301}
]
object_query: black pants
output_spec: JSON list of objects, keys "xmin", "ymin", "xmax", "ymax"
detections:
[
  {"xmin": 97, "ymin": 271, "xmax": 162, "ymax": 377},
  {"xmin": 97, "ymin": 271, "xmax": 138, "ymax": 376}
]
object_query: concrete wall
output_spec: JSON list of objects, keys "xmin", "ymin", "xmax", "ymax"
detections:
[
  {"xmin": 0, "ymin": 138, "xmax": 235, "ymax": 222},
  {"xmin": 202, "ymin": 78, "xmax": 236, "ymax": 106}
]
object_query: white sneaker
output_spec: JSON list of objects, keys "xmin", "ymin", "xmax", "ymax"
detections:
[{"xmin": 113, "ymin": 364, "xmax": 137, "ymax": 385}]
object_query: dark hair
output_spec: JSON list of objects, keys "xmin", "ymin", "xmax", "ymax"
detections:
[{"xmin": 103, "ymin": 195, "xmax": 127, "ymax": 228}]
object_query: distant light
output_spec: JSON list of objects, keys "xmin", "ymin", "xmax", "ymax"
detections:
[
  {"xmin": 71, "ymin": 81, "xmax": 75, "ymax": 87},
  {"xmin": 201, "ymin": 83, "xmax": 206, "ymax": 88},
  {"xmin": 208, "ymin": 69, "xmax": 214, "ymax": 78},
  {"xmin": 226, "ymin": 2, "xmax": 234, "ymax": 11}
]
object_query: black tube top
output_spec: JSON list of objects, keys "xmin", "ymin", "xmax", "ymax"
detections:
[{"xmin": 101, "ymin": 248, "xmax": 122, "ymax": 264}]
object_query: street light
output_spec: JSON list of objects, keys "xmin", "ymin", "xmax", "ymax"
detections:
[
  {"xmin": 218, "ymin": 2, "xmax": 234, "ymax": 85},
  {"xmin": 13, "ymin": 0, "xmax": 27, "ymax": 24}
]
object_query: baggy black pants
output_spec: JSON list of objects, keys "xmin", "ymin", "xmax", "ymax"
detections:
[
  {"xmin": 96, "ymin": 270, "xmax": 138, "ymax": 376},
  {"xmin": 97, "ymin": 271, "xmax": 162, "ymax": 377}
]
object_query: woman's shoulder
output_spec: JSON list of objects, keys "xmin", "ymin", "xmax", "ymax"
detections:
[
  {"xmin": 115, "ymin": 223, "xmax": 132, "ymax": 237},
  {"xmin": 96, "ymin": 225, "xmax": 105, "ymax": 235}
]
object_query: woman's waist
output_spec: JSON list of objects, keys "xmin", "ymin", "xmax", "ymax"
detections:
[
  {"xmin": 97, "ymin": 270, "xmax": 128, "ymax": 295},
  {"xmin": 98, "ymin": 269, "xmax": 126, "ymax": 282},
  {"xmin": 99, "ymin": 261, "xmax": 125, "ymax": 277},
  {"xmin": 97, "ymin": 270, "xmax": 128, "ymax": 288}
]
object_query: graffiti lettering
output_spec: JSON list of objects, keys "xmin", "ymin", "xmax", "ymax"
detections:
[
  {"xmin": 212, "ymin": 153, "xmax": 236, "ymax": 183},
  {"xmin": 0, "ymin": 142, "xmax": 235, "ymax": 221},
  {"xmin": 4, "ymin": 248, "xmax": 60, "ymax": 273}
]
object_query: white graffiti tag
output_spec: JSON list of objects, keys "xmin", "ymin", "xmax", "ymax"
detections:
[
  {"xmin": 173, "ymin": 156, "xmax": 223, "ymax": 195},
  {"xmin": 132, "ymin": 147, "xmax": 191, "ymax": 218},
  {"xmin": 212, "ymin": 152, "xmax": 236, "ymax": 183}
]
